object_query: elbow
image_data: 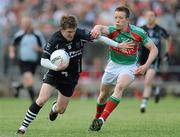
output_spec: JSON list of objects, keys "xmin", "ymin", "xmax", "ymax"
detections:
[{"xmin": 152, "ymin": 43, "xmax": 158, "ymax": 57}]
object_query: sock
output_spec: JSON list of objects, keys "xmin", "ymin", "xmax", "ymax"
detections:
[
  {"xmin": 17, "ymin": 84, "xmax": 23, "ymax": 90},
  {"xmin": 27, "ymin": 87, "xmax": 35, "ymax": 102},
  {"xmin": 95, "ymin": 102, "xmax": 106, "ymax": 119},
  {"xmin": 99, "ymin": 117, "xmax": 105, "ymax": 124},
  {"xmin": 100, "ymin": 96, "xmax": 120, "ymax": 121},
  {"xmin": 155, "ymin": 86, "xmax": 160, "ymax": 95},
  {"xmin": 14, "ymin": 84, "xmax": 23, "ymax": 98},
  {"xmin": 142, "ymin": 97, "xmax": 149, "ymax": 105},
  {"xmin": 52, "ymin": 103, "xmax": 57, "ymax": 113},
  {"xmin": 20, "ymin": 102, "xmax": 42, "ymax": 131}
]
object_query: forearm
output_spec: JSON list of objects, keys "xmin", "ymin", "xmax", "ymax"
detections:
[
  {"xmin": 95, "ymin": 36, "xmax": 118, "ymax": 47},
  {"xmin": 91, "ymin": 25, "xmax": 109, "ymax": 35},
  {"xmin": 41, "ymin": 58, "xmax": 57, "ymax": 71},
  {"xmin": 9, "ymin": 46, "xmax": 15, "ymax": 59},
  {"xmin": 145, "ymin": 46, "xmax": 158, "ymax": 67},
  {"xmin": 167, "ymin": 37, "xmax": 173, "ymax": 53}
]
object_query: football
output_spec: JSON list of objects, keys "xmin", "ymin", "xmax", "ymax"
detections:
[{"xmin": 50, "ymin": 49, "xmax": 70, "ymax": 67}]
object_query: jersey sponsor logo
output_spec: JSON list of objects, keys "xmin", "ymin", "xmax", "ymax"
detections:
[
  {"xmin": 69, "ymin": 49, "xmax": 82, "ymax": 58},
  {"xmin": 110, "ymin": 46, "xmax": 138, "ymax": 56}
]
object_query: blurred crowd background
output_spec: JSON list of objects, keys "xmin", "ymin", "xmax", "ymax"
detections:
[{"xmin": 0, "ymin": 0, "xmax": 180, "ymax": 98}]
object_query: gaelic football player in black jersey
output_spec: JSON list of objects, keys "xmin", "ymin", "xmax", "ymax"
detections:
[
  {"xmin": 16, "ymin": 15, "xmax": 135, "ymax": 135},
  {"xmin": 9, "ymin": 16, "xmax": 46, "ymax": 102},
  {"xmin": 139, "ymin": 11, "xmax": 172, "ymax": 113}
]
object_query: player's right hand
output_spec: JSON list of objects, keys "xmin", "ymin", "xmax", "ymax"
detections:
[{"xmin": 117, "ymin": 39, "xmax": 135, "ymax": 50}]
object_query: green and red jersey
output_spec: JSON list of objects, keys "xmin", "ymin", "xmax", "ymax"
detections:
[{"xmin": 108, "ymin": 24, "xmax": 151, "ymax": 65}]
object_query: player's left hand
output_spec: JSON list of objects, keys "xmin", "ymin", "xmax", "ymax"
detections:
[
  {"xmin": 90, "ymin": 29, "xmax": 101, "ymax": 39},
  {"xmin": 56, "ymin": 62, "xmax": 69, "ymax": 71},
  {"xmin": 134, "ymin": 64, "xmax": 148, "ymax": 76}
]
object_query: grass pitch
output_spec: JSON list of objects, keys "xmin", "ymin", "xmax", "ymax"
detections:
[{"xmin": 0, "ymin": 96, "xmax": 180, "ymax": 137}]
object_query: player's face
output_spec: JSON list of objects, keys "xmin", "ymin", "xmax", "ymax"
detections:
[
  {"xmin": 114, "ymin": 11, "xmax": 129, "ymax": 30},
  {"xmin": 146, "ymin": 11, "xmax": 156, "ymax": 25},
  {"xmin": 61, "ymin": 28, "xmax": 77, "ymax": 41},
  {"xmin": 21, "ymin": 17, "xmax": 32, "ymax": 32}
]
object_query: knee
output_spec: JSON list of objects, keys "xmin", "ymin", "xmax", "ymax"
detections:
[
  {"xmin": 115, "ymin": 83, "xmax": 124, "ymax": 92},
  {"xmin": 113, "ymin": 84, "xmax": 124, "ymax": 98},
  {"xmin": 36, "ymin": 100, "xmax": 45, "ymax": 107},
  {"xmin": 36, "ymin": 98, "xmax": 47, "ymax": 107}
]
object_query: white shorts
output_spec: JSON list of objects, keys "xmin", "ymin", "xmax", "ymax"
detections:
[{"xmin": 101, "ymin": 60, "xmax": 137, "ymax": 85}]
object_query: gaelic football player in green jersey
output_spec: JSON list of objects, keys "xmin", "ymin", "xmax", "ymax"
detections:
[{"xmin": 89, "ymin": 6, "xmax": 158, "ymax": 131}]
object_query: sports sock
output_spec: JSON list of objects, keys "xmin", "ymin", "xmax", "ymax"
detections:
[
  {"xmin": 142, "ymin": 97, "xmax": 149, "ymax": 105},
  {"xmin": 100, "ymin": 96, "xmax": 120, "ymax": 121},
  {"xmin": 20, "ymin": 102, "xmax": 42, "ymax": 131},
  {"xmin": 95, "ymin": 102, "xmax": 106, "ymax": 119},
  {"xmin": 27, "ymin": 87, "xmax": 35, "ymax": 102},
  {"xmin": 155, "ymin": 86, "xmax": 160, "ymax": 95},
  {"xmin": 14, "ymin": 84, "xmax": 23, "ymax": 98},
  {"xmin": 52, "ymin": 103, "xmax": 57, "ymax": 113}
]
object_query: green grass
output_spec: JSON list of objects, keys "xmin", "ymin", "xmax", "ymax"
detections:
[{"xmin": 0, "ymin": 97, "xmax": 180, "ymax": 137}]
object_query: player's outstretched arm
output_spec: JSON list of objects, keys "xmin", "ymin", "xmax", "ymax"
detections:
[{"xmin": 91, "ymin": 25, "xmax": 135, "ymax": 49}]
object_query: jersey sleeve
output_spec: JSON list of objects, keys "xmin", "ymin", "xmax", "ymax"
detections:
[
  {"xmin": 41, "ymin": 36, "xmax": 57, "ymax": 59},
  {"xmin": 108, "ymin": 25, "xmax": 116, "ymax": 33},
  {"xmin": 139, "ymin": 29, "xmax": 152, "ymax": 46},
  {"xmin": 12, "ymin": 30, "xmax": 24, "ymax": 47},
  {"xmin": 77, "ymin": 28, "xmax": 92, "ymax": 41}
]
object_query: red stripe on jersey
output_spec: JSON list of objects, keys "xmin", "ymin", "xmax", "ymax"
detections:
[
  {"xmin": 108, "ymin": 30, "xmax": 120, "ymax": 39},
  {"xmin": 131, "ymin": 32, "xmax": 142, "ymax": 42},
  {"xmin": 110, "ymin": 46, "xmax": 138, "ymax": 56}
]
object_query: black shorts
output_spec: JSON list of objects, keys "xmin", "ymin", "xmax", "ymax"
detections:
[
  {"xmin": 43, "ymin": 74, "xmax": 77, "ymax": 97},
  {"xmin": 18, "ymin": 60, "xmax": 38, "ymax": 74},
  {"xmin": 139, "ymin": 57, "xmax": 160, "ymax": 72},
  {"xmin": 149, "ymin": 58, "xmax": 160, "ymax": 71}
]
